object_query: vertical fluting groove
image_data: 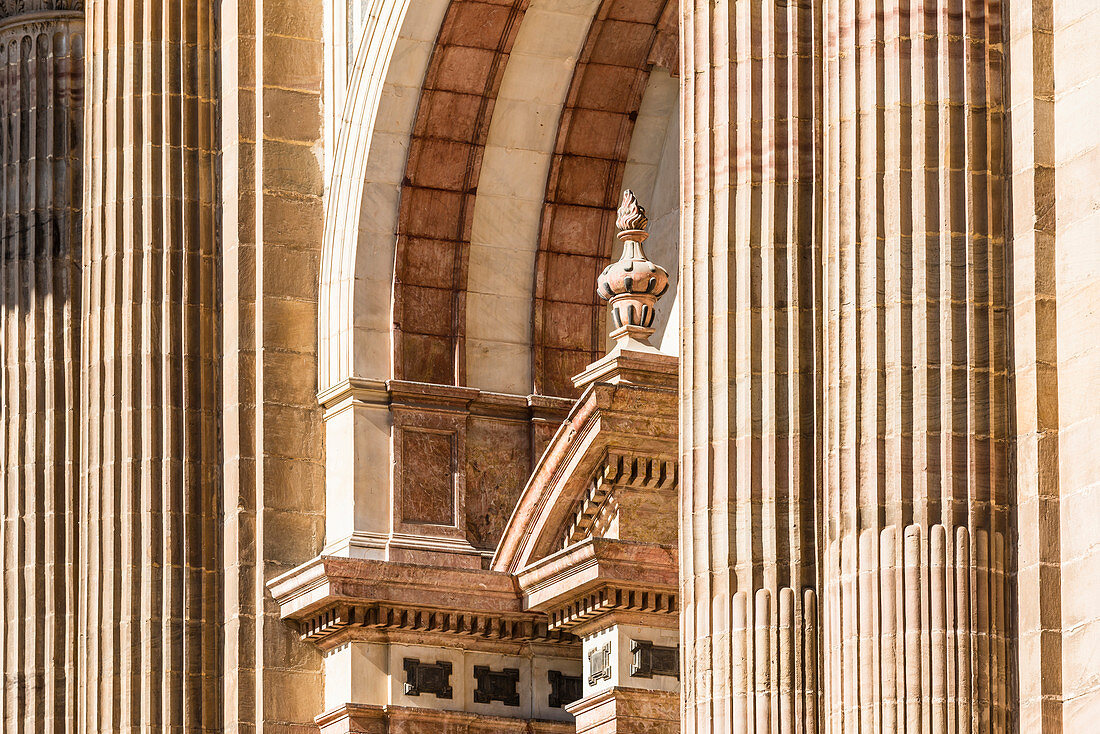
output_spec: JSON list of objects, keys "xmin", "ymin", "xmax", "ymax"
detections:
[
  {"xmin": 839, "ymin": 535, "xmax": 855, "ymax": 731},
  {"xmin": 956, "ymin": 526, "xmax": 972, "ymax": 733},
  {"xmin": 80, "ymin": 0, "xmax": 220, "ymax": 730},
  {"xmin": 857, "ymin": 530, "xmax": 874, "ymax": 731},
  {"xmin": 685, "ymin": 0, "xmax": 1012, "ymax": 729},
  {"xmin": 993, "ymin": 530, "xmax": 1007, "ymax": 728},
  {"xmin": 902, "ymin": 525, "xmax": 922, "ymax": 733},
  {"xmin": 0, "ymin": 7, "xmax": 82, "ymax": 733},
  {"xmin": 755, "ymin": 590, "xmax": 773, "ymax": 731},
  {"xmin": 817, "ymin": 525, "xmax": 1014, "ymax": 729},
  {"xmin": 679, "ymin": 0, "xmax": 693, "ymax": 724},
  {"xmin": 930, "ymin": 524, "xmax": 947, "ymax": 731},
  {"xmin": 946, "ymin": 526, "xmax": 957, "ymax": 734},
  {"xmin": 732, "ymin": 592, "xmax": 749, "ymax": 733},
  {"xmin": 803, "ymin": 589, "xmax": 820, "ymax": 734},
  {"xmin": 700, "ymin": 0, "xmax": 719, "ymax": 723},
  {"xmin": 779, "ymin": 587, "xmax": 795, "ymax": 734},
  {"xmin": 117, "ymin": 1, "xmax": 136, "ymax": 723},
  {"xmin": 146, "ymin": 0, "xmax": 166, "ymax": 724},
  {"xmin": 880, "ymin": 527, "xmax": 899, "ymax": 732},
  {"xmin": 679, "ymin": 0, "xmax": 699, "ymax": 724},
  {"xmin": 78, "ymin": 1, "xmax": 98, "ymax": 727}
]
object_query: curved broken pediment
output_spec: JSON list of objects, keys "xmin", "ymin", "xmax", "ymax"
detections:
[{"xmin": 492, "ymin": 351, "xmax": 678, "ymax": 577}]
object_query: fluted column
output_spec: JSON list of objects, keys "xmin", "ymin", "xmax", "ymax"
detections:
[
  {"xmin": 0, "ymin": 3, "xmax": 82, "ymax": 731},
  {"xmin": 820, "ymin": 0, "xmax": 1012, "ymax": 731},
  {"xmin": 680, "ymin": 0, "xmax": 821, "ymax": 731},
  {"xmin": 79, "ymin": 0, "xmax": 219, "ymax": 730}
]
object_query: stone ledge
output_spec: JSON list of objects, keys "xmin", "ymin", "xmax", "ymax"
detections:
[
  {"xmin": 317, "ymin": 702, "xmax": 576, "ymax": 734},
  {"xmin": 566, "ymin": 687, "xmax": 680, "ymax": 734},
  {"xmin": 572, "ymin": 346, "xmax": 678, "ymax": 390},
  {"xmin": 269, "ymin": 554, "xmax": 578, "ymax": 650},
  {"xmin": 517, "ymin": 538, "xmax": 677, "ymax": 615},
  {"xmin": 317, "ymin": 377, "xmax": 573, "ymax": 422}
]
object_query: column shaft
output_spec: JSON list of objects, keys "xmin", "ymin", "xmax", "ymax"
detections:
[
  {"xmin": 0, "ymin": 6, "xmax": 82, "ymax": 733},
  {"xmin": 820, "ymin": 0, "xmax": 1012, "ymax": 730},
  {"xmin": 680, "ymin": 0, "xmax": 822, "ymax": 730},
  {"xmin": 79, "ymin": 0, "xmax": 220, "ymax": 729}
]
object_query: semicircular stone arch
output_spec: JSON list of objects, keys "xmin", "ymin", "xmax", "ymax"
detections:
[
  {"xmin": 531, "ymin": 0, "xmax": 677, "ymax": 397},
  {"xmin": 392, "ymin": 0, "xmax": 531, "ymax": 386},
  {"xmin": 460, "ymin": 0, "xmax": 604, "ymax": 395},
  {"xmin": 390, "ymin": 0, "xmax": 678, "ymax": 396},
  {"xmin": 317, "ymin": 0, "xmax": 680, "ymax": 565},
  {"xmin": 319, "ymin": 0, "xmax": 452, "ymax": 391}
]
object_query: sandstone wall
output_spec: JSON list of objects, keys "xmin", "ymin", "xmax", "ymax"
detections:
[
  {"xmin": 221, "ymin": 0, "xmax": 328, "ymax": 729},
  {"xmin": 1051, "ymin": 0, "xmax": 1100, "ymax": 728}
]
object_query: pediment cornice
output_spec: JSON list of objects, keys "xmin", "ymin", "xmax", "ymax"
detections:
[{"xmin": 491, "ymin": 350, "xmax": 679, "ymax": 576}]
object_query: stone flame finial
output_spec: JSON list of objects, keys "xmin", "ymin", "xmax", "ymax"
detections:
[
  {"xmin": 615, "ymin": 188, "xmax": 649, "ymax": 232},
  {"xmin": 596, "ymin": 190, "xmax": 669, "ymax": 350}
]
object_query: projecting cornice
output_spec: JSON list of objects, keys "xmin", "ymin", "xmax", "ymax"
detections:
[
  {"xmin": 515, "ymin": 537, "xmax": 678, "ymax": 635},
  {"xmin": 317, "ymin": 377, "xmax": 573, "ymax": 423},
  {"xmin": 268, "ymin": 555, "xmax": 578, "ymax": 652},
  {"xmin": 0, "ymin": 4, "xmax": 81, "ymax": 36}
]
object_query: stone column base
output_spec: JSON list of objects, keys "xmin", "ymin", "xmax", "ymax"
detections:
[{"xmin": 566, "ymin": 688, "xmax": 679, "ymax": 734}]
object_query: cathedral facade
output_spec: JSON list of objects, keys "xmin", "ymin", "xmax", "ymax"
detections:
[{"xmin": 0, "ymin": 0, "xmax": 1097, "ymax": 732}]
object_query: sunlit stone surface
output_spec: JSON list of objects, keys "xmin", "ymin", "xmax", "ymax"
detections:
[{"xmin": 0, "ymin": 0, "xmax": 1095, "ymax": 731}]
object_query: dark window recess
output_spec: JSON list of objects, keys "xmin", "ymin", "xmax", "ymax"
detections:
[
  {"xmin": 547, "ymin": 670, "xmax": 583, "ymax": 708},
  {"xmin": 588, "ymin": 642, "xmax": 612, "ymax": 686},
  {"xmin": 630, "ymin": 639, "xmax": 680, "ymax": 680},
  {"xmin": 473, "ymin": 665, "xmax": 521, "ymax": 706},
  {"xmin": 403, "ymin": 658, "xmax": 453, "ymax": 699}
]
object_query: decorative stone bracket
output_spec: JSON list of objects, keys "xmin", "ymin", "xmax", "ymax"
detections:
[{"xmin": 267, "ymin": 555, "xmax": 578, "ymax": 649}]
